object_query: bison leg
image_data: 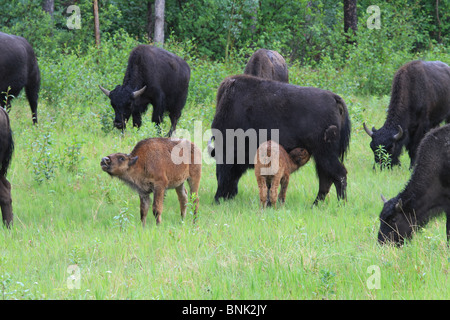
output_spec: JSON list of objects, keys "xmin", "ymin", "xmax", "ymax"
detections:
[
  {"xmin": 0, "ymin": 177, "xmax": 13, "ymax": 228},
  {"xmin": 278, "ymin": 175, "xmax": 289, "ymax": 205},
  {"xmin": 139, "ymin": 193, "xmax": 150, "ymax": 227},
  {"xmin": 256, "ymin": 175, "xmax": 268, "ymax": 209},
  {"xmin": 131, "ymin": 110, "xmax": 143, "ymax": 128},
  {"xmin": 151, "ymin": 93, "xmax": 166, "ymax": 131},
  {"xmin": 25, "ymin": 85, "xmax": 38, "ymax": 124},
  {"xmin": 187, "ymin": 174, "xmax": 201, "ymax": 222},
  {"xmin": 167, "ymin": 112, "xmax": 181, "ymax": 137},
  {"xmin": 214, "ymin": 164, "xmax": 247, "ymax": 203},
  {"xmin": 152, "ymin": 186, "xmax": 165, "ymax": 225},
  {"xmin": 313, "ymin": 156, "xmax": 347, "ymax": 205},
  {"xmin": 269, "ymin": 179, "xmax": 280, "ymax": 209},
  {"xmin": 175, "ymin": 184, "xmax": 188, "ymax": 219}
]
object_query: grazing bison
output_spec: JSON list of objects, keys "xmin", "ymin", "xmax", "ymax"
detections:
[
  {"xmin": 209, "ymin": 74, "xmax": 351, "ymax": 205},
  {"xmin": 364, "ymin": 60, "xmax": 450, "ymax": 169},
  {"xmin": 101, "ymin": 137, "xmax": 201, "ymax": 226},
  {"xmin": 99, "ymin": 45, "xmax": 190, "ymax": 136},
  {"xmin": 244, "ymin": 49, "xmax": 289, "ymax": 82},
  {"xmin": 254, "ymin": 140, "xmax": 310, "ymax": 208},
  {"xmin": 0, "ymin": 107, "xmax": 14, "ymax": 228},
  {"xmin": 378, "ymin": 124, "xmax": 450, "ymax": 246},
  {"xmin": 0, "ymin": 32, "xmax": 40, "ymax": 124}
]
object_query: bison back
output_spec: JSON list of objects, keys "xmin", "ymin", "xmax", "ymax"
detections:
[
  {"xmin": 0, "ymin": 32, "xmax": 40, "ymax": 96},
  {"xmin": 212, "ymin": 75, "xmax": 350, "ymax": 161}
]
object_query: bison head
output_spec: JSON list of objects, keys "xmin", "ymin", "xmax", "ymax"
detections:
[
  {"xmin": 364, "ymin": 123, "xmax": 404, "ymax": 169},
  {"xmin": 377, "ymin": 195, "xmax": 417, "ymax": 246},
  {"xmin": 101, "ymin": 153, "xmax": 139, "ymax": 177},
  {"xmin": 99, "ymin": 84, "xmax": 146, "ymax": 129}
]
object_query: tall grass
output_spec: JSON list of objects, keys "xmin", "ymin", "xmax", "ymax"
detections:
[{"xmin": 1, "ymin": 47, "xmax": 449, "ymax": 300}]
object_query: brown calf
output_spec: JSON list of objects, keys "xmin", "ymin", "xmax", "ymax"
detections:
[
  {"xmin": 101, "ymin": 137, "xmax": 201, "ymax": 226},
  {"xmin": 254, "ymin": 140, "xmax": 310, "ymax": 208}
]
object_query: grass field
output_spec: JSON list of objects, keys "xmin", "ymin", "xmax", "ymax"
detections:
[{"xmin": 1, "ymin": 64, "xmax": 449, "ymax": 300}]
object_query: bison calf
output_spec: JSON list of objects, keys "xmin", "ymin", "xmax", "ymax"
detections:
[
  {"xmin": 378, "ymin": 124, "xmax": 450, "ymax": 246},
  {"xmin": 254, "ymin": 140, "xmax": 310, "ymax": 208},
  {"xmin": 101, "ymin": 138, "xmax": 201, "ymax": 226}
]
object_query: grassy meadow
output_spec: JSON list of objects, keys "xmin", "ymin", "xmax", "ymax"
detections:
[{"xmin": 1, "ymin": 54, "xmax": 449, "ymax": 300}]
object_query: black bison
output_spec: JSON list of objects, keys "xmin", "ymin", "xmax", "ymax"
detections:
[
  {"xmin": 364, "ymin": 60, "xmax": 450, "ymax": 169},
  {"xmin": 101, "ymin": 137, "xmax": 201, "ymax": 226},
  {"xmin": 209, "ymin": 74, "xmax": 351, "ymax": 205},
  {"xmin": 0, "ymin": 32, "xmax": 40, "ymax": 124},
  {"xmin": 254, "ymin": 140, "xmax": 310, "ymax": 208},
  {"xmin": 99, "ymin": 45, "xmax": 190, "ymax": 136},
  {"xmin": 244, "ymin": 48, "xmax": 289, "ymax": 82},
  {"xmin": 0, "ymin": 107, "xmax": 14, "ymax": 228},
  {"xmin": 378, "ymin": 124, "xmax": 450, "ymax": 246}
]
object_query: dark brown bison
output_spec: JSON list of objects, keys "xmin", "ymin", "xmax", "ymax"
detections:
[
  {"xmin": 101, "ymin": 137, "xmax": 201, "ymax": 226},
  {"xmin": 0, "ymin": 107, "xmax": 14, "ymax": 228},
  {"xmin": 364, "ymin": 60, "xmax": 450, "ymax": 169},
  {"xmin": 99, "ymin": 45, "xmax": 190, "ymax": 136},
  {"xmin": 0, "ymin": 32, "xmax": 40, "ymax": 124},
  {"xmin": 244, "ymin": 49, "xmax": 289, "ymax": 82},
  {"xmin": 378, "ymin": 124, "xmax": 450, "ymax": 246},
  {"xmin": 254, "ymin": 140, "xmax": 310, "ymax": 208},
  {"xmin": 209, "ymin": 74, "xmax": 351, "ymax": 205}
]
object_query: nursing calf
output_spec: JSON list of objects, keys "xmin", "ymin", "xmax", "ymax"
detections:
[
  {"xmin": 254, "ymin": 140, "xmax": 310, "ymax": 208},
  {"xmin": 101, "ymin": 138, "xmax": 201, "ymax": 226}
]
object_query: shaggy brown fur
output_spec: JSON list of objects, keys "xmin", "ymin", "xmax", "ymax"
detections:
[
  {"xmin": 101, "ymin": 138, "xmax": 201, "ymax": 226},
  {"xmin": 254, "ymin": 141, "xmax": 310, "ymax": 208}
]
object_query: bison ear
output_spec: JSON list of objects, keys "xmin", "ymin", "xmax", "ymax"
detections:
[
  {"xmin": 132, "ymin": 86, "xmax": 147, "ymax": 99},
  {"xmin": 99, "ymin": 85, "xmax": 111, "ymax": 97},
  {"xmin": 129, "ymin": 156, "xmax": 138, "ymax": 167}
]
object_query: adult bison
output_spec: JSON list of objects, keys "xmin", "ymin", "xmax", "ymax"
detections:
[
  {"xmin": 99, "ymin": 45, "xmax": 190, "ymax": 136},
  {"xmin": 209, "ymin": 74, "xmax": 351, "ymax": 205},
  {"xmin": 378, "ymin": 124, "xmax": 450, "ymax": 246},
  {"xmin": 244, "ymin": 49, "xmax": 289, "ymax": 82},
  {"xmin": 364, "ymin": 60, "xmax": 450, "ymax": 169},
  {"xmin": 0, "ymin": 107, "xmax": 14, "ymax": 228},
  {"xmin": 0, "ymin": 32, "xmax": 40, "ymax": 124}
]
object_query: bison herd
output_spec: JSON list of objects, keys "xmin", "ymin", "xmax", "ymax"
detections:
[{"xmin": 1, "ymin": 31, "xmax": 449, "ymax": 247}]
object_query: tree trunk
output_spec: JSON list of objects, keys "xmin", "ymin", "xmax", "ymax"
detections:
[
  {"xmin": 93, "ymin": 0, "xmax": 101, "ymax": 49},
  {"xmin": 343, "ymin": 0, "xmax": 357, "ymax": 44},
  {"xmin": 435, "ymin": 0, "xmax": 441, "ymax": 43},
  {"xmin": 147, "ymin": 1, "xmax": 155, "ymax": 42},
  {"xmin": 155, "ymin": 0, "xmax": 165, "ymax": 45},
  {"xmin": 42, "ymin": 0, "xmax": 54, "ymax": 18}
]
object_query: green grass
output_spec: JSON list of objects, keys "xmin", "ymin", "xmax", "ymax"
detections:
[{"xmin": 1, "ymin": 66, "xmax": 449, "ymax": 300}]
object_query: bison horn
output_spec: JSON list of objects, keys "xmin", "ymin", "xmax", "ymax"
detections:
[
  {"xmin": 363, "ymin": 123, "xmax": 373, "ymax": 137},
  {"xmin": 393, "ymin": 125, "xmax": 403, "ymax": 141},
  {"xmin": 99, "ymin": 85, "xmax": 111, "ymax": 97},
  {"xmin": 207, "ymin": 137, "xmax": 215, "ymax": 158},
  {"xmin": 132, "ymin": 86, "xmax": 147, "ymax": 98},
  {"xmin": 380, "ymin": 194, "xmax": 387, "ymax": 203}
]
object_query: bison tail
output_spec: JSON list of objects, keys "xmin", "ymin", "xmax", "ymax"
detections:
[
  {"xmin": 335, "ymin": 95, "xmax": 351, "ymax": 162},
  {"xmin": 0, "ymin": 126, "xmax": 14, "ymax": 178}
]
